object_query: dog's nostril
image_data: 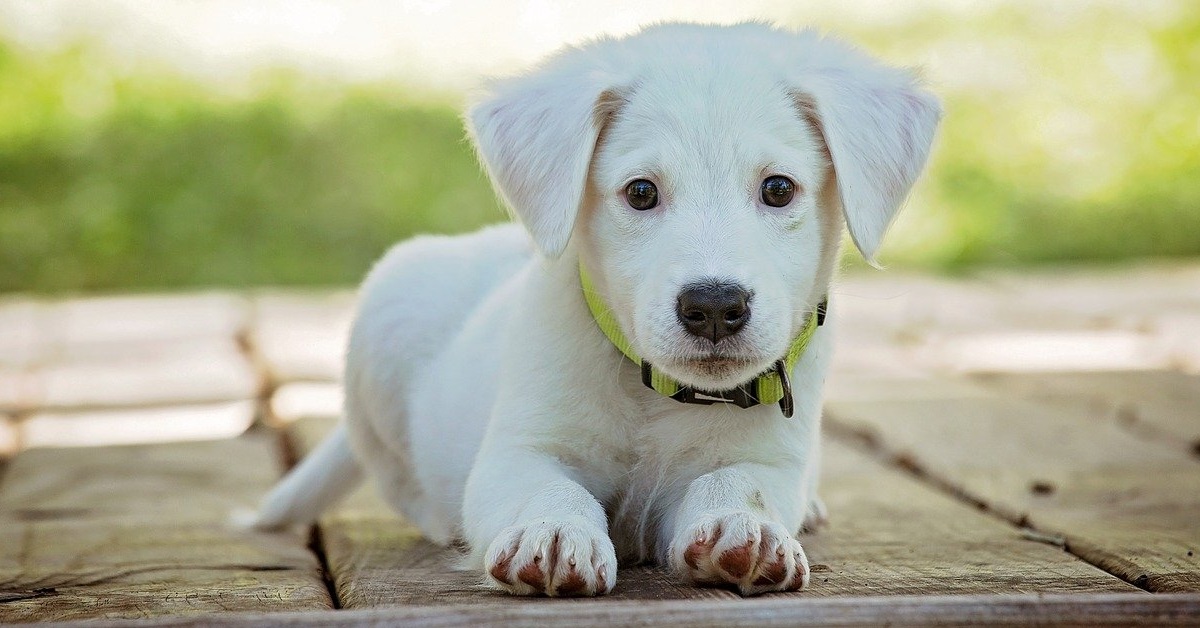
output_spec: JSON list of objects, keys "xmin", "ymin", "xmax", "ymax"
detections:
[{"xmin": 676, "ymin": 282, "xmax": 752, "ymax": 343}]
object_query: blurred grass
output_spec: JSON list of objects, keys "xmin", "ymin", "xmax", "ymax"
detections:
[
  {"xmin": 0, "ymin": 42, "xmax": 504, "ymax": 293},
  {"xmin": 1, "ymin": 3, "xmax": 1199, "ymax": 293},
  {"xmin": 878, "ymin": 3, "xmax": 1200, "ymax": 270}
]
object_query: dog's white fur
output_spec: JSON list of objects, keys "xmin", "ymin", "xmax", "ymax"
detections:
[{"xmin": 256, "ymin": 22, "xmax": 940, "ymax": 597}]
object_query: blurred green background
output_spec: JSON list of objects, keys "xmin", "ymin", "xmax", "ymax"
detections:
[{"xmin": 1, "ymin": 2, "xmax": 1197, "ymax": 294}]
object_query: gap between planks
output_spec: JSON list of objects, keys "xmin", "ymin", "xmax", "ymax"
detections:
[
  {"xmin": 266, "ymin": 397, "xmax": 342, "ymax": 611},
  {"xmin": 822, "ymin": 375, "xmax": 1200, "ymax": 594},
  {"xmin": 0, "ymin": 433, "xmax": 335, "ymax": 622},
  {"xmin": 821, "ymin": 416, "xmax": 1173, "ymax": 594},
  {"xmin": 286, "ymin": 415, "xmax": 1138, "ymax": 610}
]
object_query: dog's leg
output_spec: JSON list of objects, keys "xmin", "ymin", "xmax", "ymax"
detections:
[
  {"xmin": 464, "ymin": 453, "xmax": 617, "ymax": 597},
  {"xmin": 801, "ymin": 444, "xmax": 828, "ymax": 532},
  {"xmin": 665, "ymin": 463, "xmax": 810, "ymax": 596}
]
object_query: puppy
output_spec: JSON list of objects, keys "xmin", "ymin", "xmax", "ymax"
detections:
[{"xmin": 256, "ymin": 22, "xmax": 940, "ymax": 597}]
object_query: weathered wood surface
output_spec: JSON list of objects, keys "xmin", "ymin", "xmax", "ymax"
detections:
[
  {"xmin": 20, "ymin": 401, "xmax": 256, "ymax": 449},
  {"xmin": 0, "ymin": 416, "xmax": 17, "ymax": 457},
  {"xmin": 249, "ymin": 292, "xmax": 355, "ymax": 384},
  {"xmin": 825, "ymin": 376, "xmax": 1200, "ymax": 593},
  {"xmin": 0, "ymin": 294, "xmax": 255, "ymax": 415},
  {"xmin": 3, "ymin": 265, "xmax": 1200, "ymax": 624},
  {"xmin": 289, "ymin": 416, "xmax": 1136, "ymax": 609},
  {"xmin": 27, "ymin": 593, "xmax": 1200, "ymax": 628},
  {"xmin": 0, "ymin": 432, "xmax": 332, "ymax": 622},
  {"xmin": 829, "ymin": 265, "xmax": 1200, "ymax": 375},
  {"xmin": 973, "ymin": 370, "xmax": 1200, "ymax": 451}
]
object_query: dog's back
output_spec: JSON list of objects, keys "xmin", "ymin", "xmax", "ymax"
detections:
[{"xmin": 257, "ymin": 223, "xmax": 532, "ymax": 532}]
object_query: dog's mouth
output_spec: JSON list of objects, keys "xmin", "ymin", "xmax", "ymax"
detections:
[
  {"xmin": 639, "ymin": 324, "xmax": 783, "ymax": 390},
  {"xmin": 675, "ymin": 353, "xmax": 763, "ymax": 383},
  {"xmin": 688, "ymin": 355, "xmax": 751, "ymax": 368}
]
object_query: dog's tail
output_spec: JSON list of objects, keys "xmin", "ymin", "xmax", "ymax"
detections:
[{"xmin": 253, "ymin": 422, "xmax": 363, "ymax": 529}]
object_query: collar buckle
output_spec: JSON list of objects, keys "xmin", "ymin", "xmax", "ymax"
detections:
[
  {"xmin": 672, "ymin": 382, "xmax": 761, "ymax": 409},
  {"xmin": 641, "ymin": 358, "xmax": 794, "ymax": 417},
  {"xmin": 773, "ymin": 358, "xmax": 795, "ymax": 418},
  {"xmin": 642, "ymin": 360, "xmax": 767, "ymax": 411}
]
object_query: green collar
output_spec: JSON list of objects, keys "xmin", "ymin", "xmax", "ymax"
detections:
[{"xmin": 580, "ymin": 264, "xmax": 825, "ymax": 418}]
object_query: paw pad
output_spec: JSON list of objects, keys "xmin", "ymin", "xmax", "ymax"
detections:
[{"xmin": 671, "ymin": 513, "xmax": 809, "ymax": 596}]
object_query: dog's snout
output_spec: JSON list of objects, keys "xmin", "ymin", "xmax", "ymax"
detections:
[{"xmin": 676, "ymin": 282, "xmax": 751, "ymax": 343}]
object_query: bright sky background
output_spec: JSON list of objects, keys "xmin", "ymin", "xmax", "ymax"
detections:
[{"xmin": 0, "ymin": 0, "xmax": 988, "ymax": 90}]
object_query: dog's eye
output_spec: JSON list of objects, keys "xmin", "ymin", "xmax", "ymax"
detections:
[
  {"xmin": 625, "ymin": 179, "xmax": 659, "ymax": 211},
  {"xmin": 760, "ymin": 176, "xmax": 796, "ymax": 208}
]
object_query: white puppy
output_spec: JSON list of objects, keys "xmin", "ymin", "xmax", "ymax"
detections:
[{"xmin": 256, "ymin": 22, "xmax": 940, "ymax": 597}]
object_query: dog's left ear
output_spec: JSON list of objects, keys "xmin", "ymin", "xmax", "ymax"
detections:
[
  {"xmin": 467, "ymin": 59, "xmax": 623, "ymax": 258},
  {"xmin": 794, "ymin": 50, "xmax": 942, "ymax": 263}
]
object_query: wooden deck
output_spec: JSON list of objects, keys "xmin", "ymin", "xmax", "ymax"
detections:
[{"xmin": 2, "ymin": 264, "xmax": 1199, "ymax": 626}]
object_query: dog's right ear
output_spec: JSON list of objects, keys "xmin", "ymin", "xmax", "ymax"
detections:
[
  {"xmin": 790, "ymin": 36, "xmax": 942, "ymax": 264},
  {"xmin": 467, "ymin": 60, "xmax": 624, "ymax": 258}
]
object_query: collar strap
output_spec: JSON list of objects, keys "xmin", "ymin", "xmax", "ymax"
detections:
[{"xmin": 580, "ymin": 265, "xmax": 825, "ymax": 418}]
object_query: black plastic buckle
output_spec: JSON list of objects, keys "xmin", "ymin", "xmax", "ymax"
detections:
[
  {"xmin": 774, "ymin": 359, "xmax": 794, "ymax": 418},
  {"xmin": 671, "ymin": 382, "xmax": 761, "ymax": 409},
  {"xmin": 642, "ymin": 359, "xmax": 794, "ymax": 417}
]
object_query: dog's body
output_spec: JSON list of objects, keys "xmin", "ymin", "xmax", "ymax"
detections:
[{"xmin": 256, "ymin": 22, "xmax": 939, "ymax": 597}]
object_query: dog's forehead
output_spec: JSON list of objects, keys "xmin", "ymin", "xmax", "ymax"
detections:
[
  {"xmin": 637, "ymin": 74, "xmax": 783, "ymax": 124},
  {"xmin": 600, "ymin": 68, "xmax": 820, "ymax": 184}
]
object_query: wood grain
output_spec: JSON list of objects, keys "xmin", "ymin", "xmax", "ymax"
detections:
[
  {"xmin": 972, "ymin": 370, "xmax": 1200, "ymax": 451},
  {"xmin": 0, "ymin": 431, "xmax": 333, "ymax": 622},
  {"xmin": 289, "ymin": 416, "xmax": 1135, "ymax": 609},
  {"xmin": 249, "ymin": 292, "xmax": 355, "ymax": 384},
  {"xmin": 50, "ymin": 592, "xmax": 1200, "ymax": 627},
  {"xmin": 290, "ymin": 419, "xmax": 734, "ymax": 608},
  {"xmin": 826, "ymin": 376, "xmax": 1200, "ymax": 592}
]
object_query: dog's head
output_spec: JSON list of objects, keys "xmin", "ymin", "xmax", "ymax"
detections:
[{"xmin": 468, "ymin": 23, "xmax": 940, "ymax": 391}]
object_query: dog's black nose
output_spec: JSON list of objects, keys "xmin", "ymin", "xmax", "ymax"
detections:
[{"xmin": 676, "ymin": 282, "xmax": 751, "ymax": 343}]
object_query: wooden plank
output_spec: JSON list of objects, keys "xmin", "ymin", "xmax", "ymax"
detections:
[
  {"xmin": 975, "ymin": 263, "xmax": 1200, "ymax": 322},
  {"xmin": 0, "ymin": 416, "xmax": 17, "ymax": 457},
  {"xmin": 250, "ymin": 292, "xmax": 355, "ymax": 384},
  {"xmin": 1, "ymin": 294, "xmax": 254, "ymax": 414},
  {"xmin": 973, "ymin": 370, "xmax": 1200, "ymax": 451},
  {"xmin": 49, "ymin": 592, "xmax": 1200, "ymax": 627},
  {"xmin": 290, "ymin": 419, "xmax": 731, "ymax": 608},
  {"xmin": 826, "ymin": 375, "xmax": 1200, "ymax": 592},
  {"xmin": 0, "ymin": 431, "xmax": 333, "ymax": 622},
  {"xmin": 290, "ymin": 416, "xmax": 1134, "ymax": 608},
  {"xmin": 0, "ymin": 299, "xmax": 43, "ymax": 370},
  {"xmin": 808, "ymin": 441, "xmax": 1136, "ymax": 597},
  {"xmin": 47, "ymin": 293, "xmax": 249, "ymax": 355},
  {"xmin": 831, "ymin": 267, "xmax": 1200, "ymax": 376},
  {"xmin": 33, "ymin": 339, "xmax": 258, "ymax": 412},
  {"xmin": 21, "ymin": 401, "xmax": 255, "ymax": 449},
  {"xmin": 270, "ymin": 383, "xmax": 342, "ymax": 424},
  {"xmin": 0, "ymin": 367, "xmax": 36, "ymax": 416}
]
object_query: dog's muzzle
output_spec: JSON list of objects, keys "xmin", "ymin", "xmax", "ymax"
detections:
[{"xmin": 582, "ymin": 263, "xmax": 825, "ymax": 419}]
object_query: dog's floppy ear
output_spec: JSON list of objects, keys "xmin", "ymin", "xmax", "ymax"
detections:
[
  {"xmin": 467, "ymin": 58, "xmax": 623, "ymax": 258},
  {"xmin": 794, "ymin": 50, "xmax": 941, "ymax": 263}
]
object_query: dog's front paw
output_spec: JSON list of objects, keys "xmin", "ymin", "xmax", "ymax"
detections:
[
  {"xmin": 669, "ymin": 511, "xmax": 809, "ymax": 596},
  {"xmin": 484, "ymin": 519, "xmax": 617, "ymax": 596}
]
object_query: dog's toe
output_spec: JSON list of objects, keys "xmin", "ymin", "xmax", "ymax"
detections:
[
  {"xmin": 671, "ymin": 512, "xmax": 809, "ymax": 596},
  {"xmin": 484, "ymin": 519, "xmax": 616, "ymax": 596}
]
